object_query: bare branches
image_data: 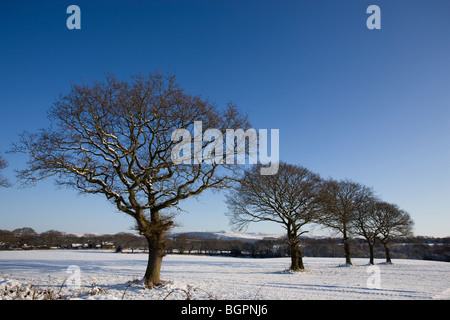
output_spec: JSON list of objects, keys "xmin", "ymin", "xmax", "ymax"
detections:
[
  {"xmin": 11, "ymin": 72, "xmax": 250, "ymax": 286},
  {"xmin": 317, "ymin": 179, "xmax": 374, "ymax": 233},
  {"xmin": 0, "ymin": 154, "xmax": 11, "ymax": 188},
  {"xmin": 316, "ymin": 179, "xmax": 377, "ymax": 265},
  {"xmin": 227, "ymin": 167, "xmax": 414, "ymax": 267},
  {"xmin": 12, "ymin": 72, "xmax": 246, "ymax": 215},
  {"xmin": 226, "ymin": 162, "xmax": 322, "ymax": 270},
  {"xmin": 374, "ymin": 201, "xmax": 414, "ymax": 241},
  {"xmin": 226, "ymin": 163, "xmax": 321, "ymax": 233}
]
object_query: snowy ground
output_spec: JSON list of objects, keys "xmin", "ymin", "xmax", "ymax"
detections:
[{"xmin": 1, "ymin": 250, "xmax": 449, "ymax": 300}]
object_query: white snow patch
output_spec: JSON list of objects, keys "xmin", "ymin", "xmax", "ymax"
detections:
[{"xmin": 1, "ymin": 250, "xmax": 449, "ymax": 300}]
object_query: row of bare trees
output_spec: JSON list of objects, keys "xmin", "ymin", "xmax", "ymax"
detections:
[
  {"xmin": 0, "ymin": 72, "xmax": 414, "ymax": 286},
  {"xmin": 226, "ymin": 162, "xmax": 414, "ymax": 271}
]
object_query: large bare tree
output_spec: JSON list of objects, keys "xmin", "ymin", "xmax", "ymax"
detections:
[
  {"xmin": 374, "ymin": 201, "xmax": 414, "ymax": 263},
  {"xmin": 352, "ymin": 190, "xmax": 380, "ymax": 265},
  {"xmin": 317, "ymin": 179, "xmax": 370, "ymax": 266},
  {"xmin": 0, "ymin": 154, "xmax": 10, "ymax": 188},
  {"xmin": 226, "ymin": 162, "xmax": 322, "ymax": 271},
  {"xmin": 11, "ymin": 72, "xmax": 249, "ymax": 287}
]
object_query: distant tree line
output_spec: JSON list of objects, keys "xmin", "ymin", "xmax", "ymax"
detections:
[
  {"xmin": 2, "ymin": 227, "xmax": 449, "ymax": 262},
  {"xmin": 166, "ymin": 235, "xmax": 289, "ymax": 258},
  {"xmin": 166, "ymin": 234, "xmax": 450, "ymax": 262},
  {"xmin": 0, "ymin": 227, "xmax": 146, "ymax": 251}
]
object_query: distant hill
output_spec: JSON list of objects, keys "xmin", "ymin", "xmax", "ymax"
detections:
[{"xmin": 168, "ymin": 230, "xmax": 283, "ymax": 242}]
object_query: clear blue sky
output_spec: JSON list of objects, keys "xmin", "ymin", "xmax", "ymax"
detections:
[{"xmin": 0, "ymin": 0, "xmax": 449, "ymax": 237}]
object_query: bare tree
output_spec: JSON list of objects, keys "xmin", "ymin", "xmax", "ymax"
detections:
[
  {"xmin": 0, "ymin": 154, "xmax": 11, "ymax": 188},
  {"xmin": 0, "ymin": 229, "xmax": 16, "ymax": 249},
  {"xmin": 13, "ymin": 227, "xmax": 39, "ymax": 248},
  {"xmin": 374, "ymin": 201, "xmax": 414, "ymax": 263},
  {"xmin": 39, "ymin": 230, "xmax": 65, "ymax": 248},
  {"xmin": 226, "ymin": 162, "xmax": 322, "ymax": 271},
  {"xmin": 352, "ymin": 190, "xmax": 380, "ymax": 265},
  {"xmin": 11, "ymin": 72, "xmax": 249, "ymax": 287},
  {"xmin": 317, "ymin": 179, "xmax": 369, "ymax": 266}
]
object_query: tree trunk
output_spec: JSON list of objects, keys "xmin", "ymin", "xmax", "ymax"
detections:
[
  {"xmin": 343, "ymin": 232, "xmax": 352, "ymax": 266},
  {"xmin": 298, "ymin": 248, "xmax": 305, "ymax": 270},
  {"xmin": 382, "ymin": 242, "xmax": 392, "ymax": 264},
  {"xmin": 368, "ymin": 243, "xmax": 374, "ymax": 265},
  {"xmin": 289, "ymin": 243, "xmax": 305, "ymax": 271},
  {"xmin": 137, "ymin": 208, "xmax": 171, "ymax": 288},
  {"xmin": 290, "ymin": 245, "xmax": 299, "ymax": 271},
  {"xmin": 144, "ymin": 248, "xmax": 165, "ymax": 288}
]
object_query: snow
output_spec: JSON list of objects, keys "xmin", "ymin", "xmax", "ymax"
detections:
[{"xmin": 1, "ymin": 250, "xmax": 449, "ymax": 300}]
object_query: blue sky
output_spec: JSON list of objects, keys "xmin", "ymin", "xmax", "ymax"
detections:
[{"xmin": 0, "ymin": 0, "xmax": 449, "ymax": 237}]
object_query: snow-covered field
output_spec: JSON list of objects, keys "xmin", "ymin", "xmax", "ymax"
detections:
[{"xmin": 1, "ymin": 250, "xmax": 449, "ymax": 300}]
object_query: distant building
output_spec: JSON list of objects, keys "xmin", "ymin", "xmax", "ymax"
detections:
[{"xmin": 101, "ymin": 242, "xmax": 115, "ymax": 250}]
